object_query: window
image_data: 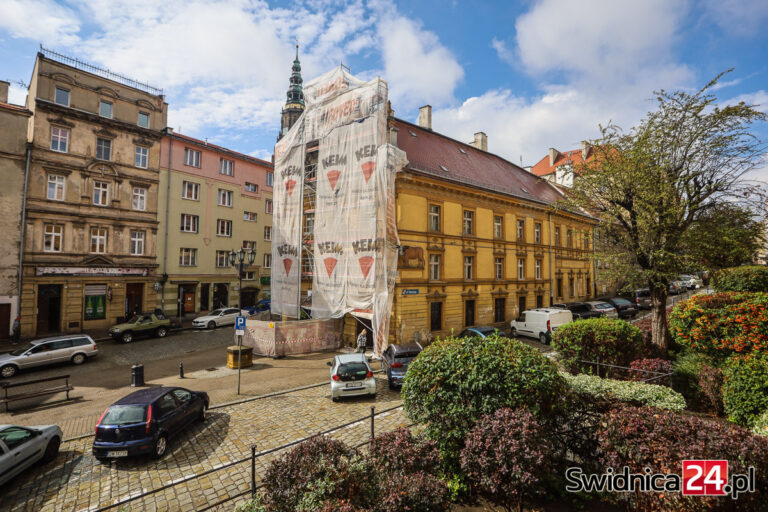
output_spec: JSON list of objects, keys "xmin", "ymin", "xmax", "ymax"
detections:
[
  {"xmin": 218, "ymin": 189, "xmax": 233, "ymax": 207},
  {"xmin": 182, "ymin": 181, "xmax": 199, "ymax": 200},
  {"xmin": 242, "ymin": 240, "xmax": 256, "ymax": 250},
  {"xmin": 536, "ymin": 295, "xmax": 544, "ymax": 308},
  {"xmin": 219, "ymin": 158, "xmax": 234, "ymax": 176},
  {"xmin": 429, "ymin": 254, "xmax": 440, "ymax": 280},
  {"xmin": 245, "ymin": 182, "xmax": 258, "ymax": 193},
  {"xmin": 44, "ymin": 224, "xmax": 62, "ymax": 252},
  {"xmin": 135, "ymin": 146, "xmax": 148, "ymax": 168},
  {"xmin": 99, "ymin": 100, "xmax": 113, "ymax": 118},
  {"xmin": 534, "ymin": 222, "xmax": 542, "ymax": 243},
  {"xmin": 263, "ymin": 253, "xmax": 272, "ymax": 268},
  {"xmin": 179, "ymin": 248, "xmax": 197, "ymax": 266},
  {"xmin": 47, "ymin": 175, "xmax": 65, "ymax": 201},
  {"xmin": 216, "ymin": 250, "xmax": 229, "ymax": 267},
  {"xmin": 216, "ymin": 219, "xmax": 232, "ymax": 237},
  {"xmin": 494, "ymin": 298, "xmax": 506, "ymax": 323},
  {"xmin": 93, "ymin": 181, "xmax": 109, "ymax": 206},
  {"xmin": 430, "ymin": 301, "xmax": 442, "ymax": 331},
  {"xmin": 517, "ymin": 258, "xmax": 525, "ymax": 279},
  {"xmin": 0, "ymin": 427, "xmax": 34, "ymax": 450},
  {"xmin": 244, "ymin": 211, "xmax": 257, "ymax": 222},
  {"xmin": 463, "ymin": 210, "xmax": 474, "ymax": 235},
  {"xmin": 265, "ymin": 199, "xmax": 273, "ymax": 214},
  {"xmin": 243, "ymin": 271, "xmax": 255, "ymax": 280},
  {"xmin": 428, "ymin": 204, "xmax": 441, "ymax": 231},
  {"xmin": 554, "ymin": 227, "xmax": 561, "ymax": 246},
  {"xmin": 132, "ymin": 187, "xmax": 146, "ymax": 211},
  {"xmin": 495, "ymin": 257, "xmax": 504, "ymax": 279},
  {"xmin": 90, "ymin": 228, "xmax": 107, "ymax": 254},
  {"xmin": 465, "ymin": 299, "xmax": 475, "ymax": 326},
  {"xmin": 50, "ymin": 126, "xmax": 69, "ymax": 152},
  {"xmin": 494, "ymin": 215, "xmax": 503, "ymax": 238},
  {"xmin": 517, "ymin": 219, "xmax": 525, "ymax": 240},
  {"xmin": 130, "ymin": 231, "xmax": 145, "ymax": 255},
  {"xmin": 586, "ymin": 277, "xmax": 591, "ymax": 296},
  {"xmin": 567, "ymin": 229, "xmax": 573, "ymax": 247},
  {"xmin": 180, "ymin": 214, "xmax": 199, "ymax": 233},
  {"xmin": 54, "ymin": 87, "xmax": 70, "ymax": 106},
  {"xmin": 96, "ymin": 138, "xmax": 111, "ymax": 160},
  {"xmin": 264, "ymin": 226, "xmax": 272, "ymax": 241},
  {"xmin": 184, "ymin": 148, "xmax": 201, "ymax": 167},
  {"xmin": 583, "ymin": 231, "xmax": 590, "ymax": 249},
  {"xmin": 535, "ymin": 259, "xmax": 542, "ymax": 279},
  {"xmin": 557, "ymin": 277, "xmax": 563, "ymax": 297},
  {"xmin": 266, "ymin": 172, "xmax": 274, "ymax": 187},
  {"xmin": 138, "ymin": 112, "xmax": 150, "ymax": 128},
  {"xmin": 569, "ymin": 277, "xmax": 575, "ymax": 297},
  {"xmin": 464, "ymin": 256, "xmax": 474, "ymax": 280}
]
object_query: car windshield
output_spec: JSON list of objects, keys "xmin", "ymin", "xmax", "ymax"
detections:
[
  {"xmin": 394, "ymin": 355, "xmax": 419, "ymax": 365},
  {"xmin": 593, "ymin": 304, "xmax": 612, "ymax": 310},
  {"xmin": 210, "ymin": 309, "xmax": 223, "ymax": 316},
  {"xmin": 9, "ymin": 343, "xmax": 34, "ymax": 356},
  {"xmin": 612, "ymin": 298, "xmax": 632, "ymax": 305},
  {"xmin": 101, "ymin": 405, "xmax": 147, "ymax": 425},
  {"xmin": 338, "ymin": 363, "xmax": 369, "ymax": 378},
  {"xmin": 126, "ymin": 315, "xmax": 144, "ymax": 323}
]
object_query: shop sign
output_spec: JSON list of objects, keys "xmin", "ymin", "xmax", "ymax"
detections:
[
  {"xmin": 36, "ymin": 267, "xmax": 148, "ymax": 277},
  {"xmin": 402, "ymin": 289, "xmax": 419, "ymax": 295}
]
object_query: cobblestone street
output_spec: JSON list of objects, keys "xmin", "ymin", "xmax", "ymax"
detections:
[{"xmin": 0, "ymin": 376, "xmax": 407, "ymax": 511}]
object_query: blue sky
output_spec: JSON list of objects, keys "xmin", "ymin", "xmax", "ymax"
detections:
[{"xmin": 1, "ymin": 0, "xmax": 766, "ymax": 172}]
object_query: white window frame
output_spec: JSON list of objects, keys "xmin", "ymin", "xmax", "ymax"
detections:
[
  {"xmin": 215, "ymin": 250, "xmax": 229, "ymax": 268},
  {"xmin": 54, "ymin": 87, "xmax": 70, "ymax": 106},
  {"xmin": 518, "ymin": 258, "xmax": 525, "ymax": 280},
  {"xmin": 266, "ymin": 172, "xmax": 274, "ymax": 187},
  {"xmin": 44, "ymin": 224, "xmax": 62, "ymax": 252},
  {"xmin": 180, "ymin": 214, "xmax": 199, "ymax": 233},
  {"xmin": 244, "ymin": 211, "xmax": 257, "ymax": 222},
  {"xmin": 263, "ymin": 253, "xmax": 272, "ymax": 268},
  {"xmin": 495, "ymin": 257, "xmax": 503, "ymax": 279},
  {"xmin": 182, "ymin": 181, "xmax": 199, "ymax": 201},
  {"xmin": 242, "ymin": 240, "xmax": 256, "ymax": 250},
  {"xmin": 464, "ymin": 256, "xmax": 473, "ymax": 280},
  {"xmin": 429, "ymin": 204, "xmax": 440, "ymax": 231},
  {"xmin": 429, "ymin": 254, "xmax": 440, "ymax": 280},
  {"xmin": 99, "ymin": 100, "xmax": 113, "ymax": 119},
  {"xmin": 47, "ymin": 175, "xmax": 65, "ymax": 201},
  {"xmin": 517, "ymin": 220, "xmax": 525, "ymax": 240},
  {"xmin": 216, "ymin": 219, "xmax": 232, "ymax": 237},
  {"xmin": 218, "ymin": 189, "xmax": 233, "ymax": 207},
  {"xmin": 96, "ymin": 137, "xmax": 112, "ymax": 160},
  {"xmin": 535, "ymin": 259, "xmax": 542, "ymax": 279},
  {"xmin": 463, "ymin": 210, "xmax": 473, "ymax": 235},
  {"xmin": 243, "ymin": 271, "xmax": 255, "ymax": 280},
  {"xmin": 219, "ymin": 158, "xmax": 234, "ymax": 176},
  {"xmin": 184, "ymin": 148, "xmax": 201, "ymax": 167},
  {"xmin": 130, "ymin": 230, "xmax": 145, "ymax": 255},
  {"xmin": 265, "ymin": 199, "xmax": 273, "ymax": 214},
  {"xmin": 534, "ymin": 223, "xmax": 542, "ymax": 243},
  {"xmin": 494, "ymin": 215, "xmax": 503, "ymax": 238},
  {"xmin": 245, "ymin": 182, "xmax": 258, "ymax": 193},
  {"xmin": 132, "ymin": 187, "xmax": 146, "ymax": 211},
  {"xmin": 135, "ymin": 146, "xmax": 149, "ymax": 168},
  {"xmin": 90, "ymin": 227, "xmax": 107, "ymax": 254},
  {"xmin": 264, "ymin": 226, "xmax": 272, "ymax": 241},
  {"xmin": 179, "ymin": 248, "xmax": 197, "ymax": 266},
  {"xmin": 137, "ymin": 112, "xmax": 150, "ymax": 128},
  {"xmin": 93, "ymin": 181, "xmax": 109, "ymax": 206},
  {"xmin": 50, "ymin": 126, "xmax": 69, "ymax": 153}
]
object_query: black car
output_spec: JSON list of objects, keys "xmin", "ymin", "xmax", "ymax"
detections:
[
  {"xmin": 598, "ymin": 297, "xmax": 638, "ymax": 319},
  {"xmin": 93, "ymin": 386, "xmax": 209, "ymax": 461},
  {"xmin": 381, "ymin": 343, "xmax": 423, "ymax": 389},
  {"xmin": 552, "ymin": 302, "xmax": 604, "ymax": 320}
]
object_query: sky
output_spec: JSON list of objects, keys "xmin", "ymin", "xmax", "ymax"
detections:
[{"xmin": 1, "ymin": 0, "xmax": 766, "ymax": 172}]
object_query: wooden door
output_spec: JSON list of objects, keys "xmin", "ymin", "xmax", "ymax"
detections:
[
  {"xmin": 0, "ymin": 303, "xmax": 10, "ymax": 339},
  {"xmin": 125, "ymin": 283, "xmax": 144, "ymax": 316},
  {"xmin": 37, "ymin": 285, "xmax": 61, "ymax": 334},
  {"xmin": 183, "ymin": 292, "xmax": 195, "ymax": 313}
]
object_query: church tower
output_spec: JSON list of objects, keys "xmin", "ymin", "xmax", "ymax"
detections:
[{"xmin": 278, "ymin": 44, "xmax": 305, "ymax": 140}]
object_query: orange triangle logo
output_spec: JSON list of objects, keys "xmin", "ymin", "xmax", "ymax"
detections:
[
  {"xmin": 361, "ymin": 161, "xmax": 375, "ymax": 183},
  {"xmin": 282, "ymin": 258, "xmax": 293, "ymax": 275},
  {"xmin": 285, "ymin": 179, "xmax": 296, "ymax": 197},
  {"xmin": 324, "ymin": 257, "xmax": 337, "ymax": 277},
  {"xmin": 359, "ymin": 256, "xmax": 373, "ymax": 278},
  {"xmin": 327, "ymin": 170, "xmax": 341, "ymax": 190}
]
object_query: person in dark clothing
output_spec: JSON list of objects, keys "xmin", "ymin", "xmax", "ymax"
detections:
[{"xmin": 356, "ymin": 329, "xmax": 367, "ymax": 353}]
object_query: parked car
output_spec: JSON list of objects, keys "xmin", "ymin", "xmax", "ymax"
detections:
[
  {"xmin": 0, "ymin": 424, "xmax": 62, "ymax": 485},
  {"xmin": 629, "ymin": 289, "xmax": 652, "ymax": 310},
  {"xmin": 553, "ymin": 302, "xmax": 604, "ymax": 320},
  {"xmin": 381, "ymin": 342, "xmax": 422, "ymax": 389},
  {"xmin": 93, "ymin": 386, "xmax": 209, "ymax": 461},
  {"xmin": 457, "ymin": 326, "xmax": 505, "ymax": 339},
  {"xmin": 241, "ymin": 299, "xmax": 270, "ymax": 316},
  {"xmin": 0, "ymin": 335, "xmax": 98, "ymax": 378},
  {"xmin": 585, "ymin": 301, "xmax": 618, "ymax": 318},
  {"xmin": 510, "ymin": 308, "xmax": 573, "ymax": 344},
  {"xmin": 679, "ymin": 275, "xmax": 702, "ymax": 290},
  {"xmin": 668, "ymin": 281, "xmax": 687, "ymax": 295},
  {"xmin": 327, "ymin": 354, "xmax": 376, "ymax": 402},
  {"xmin": 108, "ymin": 312, "xmax": 181, "ymax": 343},
  {"xmin": 597, "ymin": 297, "xmax": 638, "ymax": 319},
  {"xmin": 192, "ymin": 308, "xmax": 242, "ymax": 329}
]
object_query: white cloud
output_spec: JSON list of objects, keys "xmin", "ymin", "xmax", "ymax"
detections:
[
  {"xmin": 491, "ymin": 38, "xmax": 514, "ymax": 67},
  {"xmin": 0, "ymin": 0, "xmax": 80, "ymax": 45},
  {"xmin": 701, "ymin": 0, "xmax": 768, "ymax": 37},
  {"xmin": 726, "ymin": 90, "xmax": 768, "ymax": 114},
  {"xmin": 7, "ymin": 83, "xmax": 28, "ymax": 106}
]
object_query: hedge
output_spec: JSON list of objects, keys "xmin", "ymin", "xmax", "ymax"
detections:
[
  {"xmin": 723, "ymin": 354, "xmax": 768, "ymax": 428},
  {"xmin": 562, "ymin": 373, "xmax": 686, "ymax": 411},
  {"xmin": 754, "ymin": 410, "xmax": 768, "ymax": 437},
  {"xmin": 551, "ymin": 318, "xmax": 645, "ymax": 375},
  {"xmin": 712, "ymin": 265, "xmax": 768, "ymax": 292}
]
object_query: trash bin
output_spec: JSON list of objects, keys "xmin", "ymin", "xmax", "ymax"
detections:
[{"xmin": 131, "ymin": 364, "xmax": 144, "ymax": 387}]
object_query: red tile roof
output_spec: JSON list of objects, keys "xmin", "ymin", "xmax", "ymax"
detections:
[
  {"xmin": 530, "ymin": 148, "xmax": 590, "ymax": 177},
  {"xmin": 0, "ymin": 101, "xmax": 32, "ymax": 115},
  {"xmin": 168, "ymin": 132, "xmax": 273, "ymax": 167},
  {"xmin": 393, "ymin": 118, "xmax": 565, "ymax": 206}
]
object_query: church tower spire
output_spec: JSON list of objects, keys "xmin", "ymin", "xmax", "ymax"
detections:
[{"xmin": 279, "ymin": 42, "xmax": 305, "ymax": 140}]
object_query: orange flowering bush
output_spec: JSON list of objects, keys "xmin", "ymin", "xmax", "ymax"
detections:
[{"xmin": 669, "ymin": 292, "xmax": 768, "ymax": 358}]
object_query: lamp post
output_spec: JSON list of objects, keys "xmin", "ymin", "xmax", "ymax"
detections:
[{"xmin": 229, "ymin": 247, "xmax": 256, "ymax": 308}]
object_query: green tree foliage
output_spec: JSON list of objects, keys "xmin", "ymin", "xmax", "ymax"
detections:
[
  {"xmin": 567, "ymin": 71, "xmax": 767, "ymax": 350},
  {"xmin": 551, "ymin": 318, "xmax": 644, "ymax": 375},
  {"xmin": 712, "ymin": 265, "xmax": 768, "ymax": 292},
  {"xmin": 723, "ymin": 354, "xmax": 768, "ymax": 428}
]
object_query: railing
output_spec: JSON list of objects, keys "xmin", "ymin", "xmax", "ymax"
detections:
[{"xmin": 578, "ymin": 359, "xmax": 672, "ymax": 383}]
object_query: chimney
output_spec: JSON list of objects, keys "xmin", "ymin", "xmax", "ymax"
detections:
[
  {"xmin": 549, "ymin": 148, "xmax": 559, "ymax": 167},
  {"xmin": 418, "ymin": 105, "xmax": 432, "ymax": 130},
  {"xmin": 472, "ymin": 132, "xmax": 487, "ymax": 152},
  {"xmin": 389, "ymin": 126, "xmax": 399, "ymax": 147},
  {"xmin": 0, "ymin": 81, "xmax": 9, "ymax": 104},
  {"xmin": 581, "ymin": 140, "xmax": 590, "ymax": 160}
]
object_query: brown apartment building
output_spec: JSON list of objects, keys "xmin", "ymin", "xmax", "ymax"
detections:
[{"xmin": 18, "ymin": 49, "xmax": 168, "ymax": 337}]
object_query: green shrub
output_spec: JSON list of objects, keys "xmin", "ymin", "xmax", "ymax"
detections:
[
  {"xmin": 754, "ymin": 410, "xmax": 768, "ymax": 437},
  {"xmin": 551, "ymin": 318, "xmax": 644, "ymax": 375},
  {"xmin": 671, "ymin": 350, "xmax": 717, "ymax": 409},
  {"xmin": 402, "ymin": 334, "xmax": 566, "ymax": 469},
  {"xmin": 723, "ymin": 354, "xmax": 768, "ymax": 427},
  {"xmin": 712, "ymin": 265, "xmax": 768, "ymax": 292},
  {"xmin": 562, "ymin": 373, "xmax": 686, "ymax": 411}
]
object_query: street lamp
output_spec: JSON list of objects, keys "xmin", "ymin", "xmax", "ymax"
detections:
[{"xmin": 230, "ymin": 247, "xmax": 256, "ymax": 308}]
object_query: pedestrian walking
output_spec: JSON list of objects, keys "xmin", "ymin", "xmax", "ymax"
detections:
[{"xmin": 356, "ymin": 329, "xmax": 367, "ymax": 353}]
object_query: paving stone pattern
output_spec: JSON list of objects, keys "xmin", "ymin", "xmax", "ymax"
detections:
[{"xmin": 0, "ymin": 377, "xmax": 407, "ymax": 511}]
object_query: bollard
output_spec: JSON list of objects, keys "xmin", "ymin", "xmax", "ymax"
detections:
[
  {"xmin": 370, "ymin": 406, "xmax": 375, "ymax": 439},
  {"xmin": 251, "ymin": 445, "xmax": 257, "ymax": 497},
  {"xmin": 179, "ymin": 361, "xmax": 184, "ymax": 379},
  {"xmin": 131, "ymin": 364, "xmax": 144, "ymax": 387}
]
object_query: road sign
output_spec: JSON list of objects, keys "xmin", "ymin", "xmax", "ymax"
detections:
[{"xmin": 235, "ymin": 315, "xmax": 246, "ymax": 336}]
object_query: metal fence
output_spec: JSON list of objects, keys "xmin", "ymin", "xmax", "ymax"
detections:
[{"xmin": 578, "ymin": 359, "xmax": 673, "ymax": 383}]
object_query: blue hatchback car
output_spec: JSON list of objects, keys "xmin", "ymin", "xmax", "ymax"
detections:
[
  {"xmin": 93, "ymin": 386, "xmax": 208, "ymax": 461},
  {"xmin": 381, "ymin": 343, "xmax": 423, "ymax": 389}
]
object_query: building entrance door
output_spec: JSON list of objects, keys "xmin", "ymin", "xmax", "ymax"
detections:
[
  {"xmin": 465, "ymin": 300, "xmax": 475, "ymax": 327},
  {"xmin": 240, "ymin": 287, "xmax": 259, "ymax": 308},
  {"xmin": 126, "ymin": 283, "xmax": 143, "ymax": 316},
  {"xmin": 213, "ymin": 284, "xmax": 228, "ymax": 309},
  {"xmin": 0, "ymin": 304, "xmax": 10, "ymax": 339},
  {"xmin": 200, "ymin": 283, "xmax": 210, "ymax": 311},
  {"xmin": 518, "ymin": 296, "xmax": 527, "ymax": 316},
  {"xmin": 183, "ymin": 292, "xmax": 195, "ymax": 313},
  {"xmin": 37, "ymin": 284, "xmax": 62, "ymax": 334}
]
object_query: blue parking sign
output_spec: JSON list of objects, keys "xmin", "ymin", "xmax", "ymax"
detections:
[{"xmin": 235, "ymin": 316, "xmax": 246, "ymax": 331}]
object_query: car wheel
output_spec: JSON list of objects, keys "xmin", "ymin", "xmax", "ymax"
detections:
[
  {"xmin": 121, "ymin": 331, "xmax": 133, "ymax": 344},
  {"xmin": 539, "ymin": 333, "xmax": 548, "ymax": 345},
  {"xmin": 42, "ymin": 436, "xmax": 60, "ymax": 462},
  {"xmin": 198, "ymin": 403, "xmax": 207, "ymax": 422},
  {"xmin": 207, "ymin": 321, "xmax": 216, "ymax": 330},
  {"xmin": 1, "ymin": 364, "xmax": 18, "ymax": 378},
  {"xmin": 510, "ymin": 327, "xmax": 517, "ymax": 338},
  {"xmin": 153, "ymin": 434, "xmax": 168, "ymax": 459},
  {"xmin": 71, "ymin": 353, "xmax": 86, "ymax": 365},
  {"xmin": 156, "ymin": 326, "xmax": 168, "ymax": 338},
  {"xmin": 331, "ymin": 391, "xmax": 339, "ymax": 402},
  {"xmin": 388, "ymin": 378, "xmax": 393, "ymax": 389}
]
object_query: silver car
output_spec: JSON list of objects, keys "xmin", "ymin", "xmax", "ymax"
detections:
[
  {"xmin": 327, "ymin": 353, "xmax": 376, "ymax": 402},
  {"xmin": 0, "ymin": 424, "xmax": 62, "ymax": 486},
  {"xmin": 586, "ymin": 301, "xmax": 618, "ymax": 319},
  {"xmin": 0, "ymin": 334, "xmax": 99, "ymax": 378}
]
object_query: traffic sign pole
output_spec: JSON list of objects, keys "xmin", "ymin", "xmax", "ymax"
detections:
[{"xmin": 235, "ymin": 316, "xmax": 246, "ymax": 395}]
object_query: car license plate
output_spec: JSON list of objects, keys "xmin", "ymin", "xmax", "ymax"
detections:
[
  {"xmin": 107, "ymin": 450, "xmax": 128, "ymax": 457},
  {"xmin": 346, "ymin": 382, "xmax": 362, "ymax": 388}
]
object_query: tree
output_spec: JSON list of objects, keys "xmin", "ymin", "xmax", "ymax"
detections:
[{"xmin": 568, "ymin": 71, "xmax": 767, "ymax": 350}]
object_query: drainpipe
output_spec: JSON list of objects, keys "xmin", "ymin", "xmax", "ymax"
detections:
[
  {"xmin": 548, "ymin": 211, "xmax": 554, "ymax": 306},
  {"xmin": 16, "ymin": 142, "xmax": 32, "ymax": 324},
  {"xmin": 162, "ymin": 133, "xmax": 172, "ymax": 311},
  {"xmin": 592, "ymin": 225, "xmax": 597, "ymax": 297}
]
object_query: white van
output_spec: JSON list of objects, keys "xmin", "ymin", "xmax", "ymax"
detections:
[{"xmin": 510, "ymin": 308, "xmax": 573, "ymax": 344}]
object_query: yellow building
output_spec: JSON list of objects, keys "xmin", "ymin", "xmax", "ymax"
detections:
[{"xmin": 157, "ymin": 132, "xmax": 273, "ymax": 317}]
